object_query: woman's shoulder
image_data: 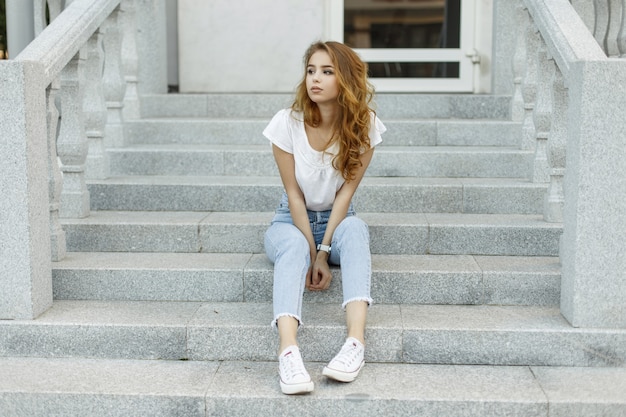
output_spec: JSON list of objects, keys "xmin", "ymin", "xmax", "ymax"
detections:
[{"xmin": 272, "ymin": 108, "xmax": 303, "ymax": 122}]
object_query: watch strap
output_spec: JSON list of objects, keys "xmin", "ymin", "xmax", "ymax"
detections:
[{"xmin": 317, "ymin": 243, "xmax": 331, "ymax": 254}]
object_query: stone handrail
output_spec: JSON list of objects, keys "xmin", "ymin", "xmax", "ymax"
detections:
[
  {"xmin": 0, "ymin": 0, "xmax": 165, "ymax": 320},
  {"xmin": 525, "ymin": 0, "xmax": 606, "ymax": 77},
  {"xmin": 16, "ymin": 0, "xmax": 120, "ymax": 86},
  {"xmin": 515, "ymin": 0, "xmax": 626, "ymax": 328}
]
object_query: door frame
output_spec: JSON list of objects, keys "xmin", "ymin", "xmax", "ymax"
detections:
[{"xmin": 325, "ymin": 0, "xmax": 489, "ymax": 93}]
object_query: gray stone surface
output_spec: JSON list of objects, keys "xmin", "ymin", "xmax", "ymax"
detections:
[
  {"xmin": 52, "ymin": 252, "xmax": 251, "ymax": 301},
  {"xmin": 2, "ymin": 357, "xmax": 625, "ymax": 417},
  {"xmin": 401, "ymin": 305, "xmax": 626, "ymax": 366},
  {"xmin": 138, "ymin": 93, "xmax": 513, "ymax": 120},
  {"xmin": 532, "ymin": 366, "xmax": 626, "ymax": 417},
  {"xmin": 0, "ymin": 300, "xmax": 199, "ymax": 359},
  {"xmin": 124, "ymin": 119, "xmax": 269, "ymax": 145},
  {"xmin": 135, "ymin": 0, "xmax": 168, "ymax": 94},
  {"xmin": 370, "ymin": 146, "xmax": 533, "ymax": 178},
  {"xmin": 560, "ymin": 60, "xmax": 626, "ymax": 328},
  {"xmin": 460, "ymin": 178, "xmax": 547, "ymax": 214},
  {"xmin": 3, "ymin": 300, "xmax": 624, "ymax": 366},
  {"xmin": 0, "ymin": 357, "xmax": 215, "ymax": 417},
  {"xmin": 476, "ymin": 256, "xmax": 561, "ymax": 306},
  {"xmin": 52, "ymin": 252, "xmax": 561, "ymax": 306},
  {"xmin": 436, "ymin": 120, "xmax": 521, "ymax": 147},
  {"xmin": 62, "ymin": 210, "xmax": 207, "ymax": 252},
  {"xmin": 206, "ymin": 362, "xmax": 546, "ymax": 417},
  {"xmin": 107, "ymin": 143, "xmax": 532, "ymax": 178},
  {"xmin": 425, "ymin": 213, "xmax": 562, "ymax": 256},
  {"xmin": 61, "ymin": 211, "xmax": 561, "ymax": 256},
  {"xmin": 199, "ymin": 211, "xmax": 273, "ymax": 253},
  {"xmin": 125, "ymin": 117, "xmax": 520, "ymax": 148},
  {"xmin": 88, "ymin": 175, "xmax": 282, "ymax": 211},
  {"xmin": 491, "ymin": 0, "xmax": 518, "ymax": 94},
  {"xmin": 87, "ymin": 176, "xmax": 546, "ymax": 214},
  {"xmin": 374, "ymin": 94, "xmax": 511, "ymax": 120},
  {"xmin": 371, "ymin": 255, "xmax": 483, "ymax": 304},
  {"xmin": 0, "ymin": 60, "xmax": 52, "ymax": 319}
]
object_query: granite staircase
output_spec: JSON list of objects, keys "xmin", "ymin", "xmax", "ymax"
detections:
[{"xmin": 1, "ymin": 93, "xmax": 625, "ymax": 416}]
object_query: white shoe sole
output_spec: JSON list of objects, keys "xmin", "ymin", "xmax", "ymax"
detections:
[
  {"xmin": 280, "ymin": 380, "xmax": 314, "ymax": 395},
  {"xmin": 322, "ymin": 360, "xmax": 364, "ymax": 382}
]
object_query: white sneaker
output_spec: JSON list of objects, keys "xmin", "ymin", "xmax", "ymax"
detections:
[
  {"xmin": 322, "ymin": 337, "xmax": 365, "ymax": 382},
  {"xmin": 278, "ymin": 345, "xmax": 314, "ymax": 395}
]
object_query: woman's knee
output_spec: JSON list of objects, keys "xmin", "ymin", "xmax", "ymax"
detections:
[
  {"xmin": 265, "ymin": 222, "xmax": 309, "ymax": 261},
  {"xmin": 335, "ymin": 216, "xmax": 370, "ymax": 242}
]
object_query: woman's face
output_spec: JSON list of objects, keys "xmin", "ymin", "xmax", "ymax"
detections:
[{"xmin": 306, "ymin": 50, "xmax": 339, "ymax": 105}]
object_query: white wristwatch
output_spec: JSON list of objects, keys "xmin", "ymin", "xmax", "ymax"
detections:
[{"xmin": 317, "ymin": 244, "xmax": 331, "ymax": 254}]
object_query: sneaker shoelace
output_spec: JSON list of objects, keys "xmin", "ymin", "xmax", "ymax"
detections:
[
  {"xmin": 280, "ymin": 350, "xmax": 309, "ymax": 382},
  {"xmin": 330, "ymin": 339, "xmax": 363, "ymax": 371}
]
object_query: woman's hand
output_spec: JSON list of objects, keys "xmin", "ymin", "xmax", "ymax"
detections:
[{"xmin": 308, "ymin": 252, "xmax": 332, "ymax": 291}]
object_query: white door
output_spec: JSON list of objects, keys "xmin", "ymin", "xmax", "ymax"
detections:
[{"xmin": 327, "ymin": 0, "xmax": 484, "ymax": 93}]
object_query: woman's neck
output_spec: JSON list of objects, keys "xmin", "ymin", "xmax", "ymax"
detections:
[{"xmin": 316, "ymin": 102, "xmax": 338, "ymax": 129}]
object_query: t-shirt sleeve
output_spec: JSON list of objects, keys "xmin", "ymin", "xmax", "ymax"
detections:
[
  {"xmin": 263, "ymin": 109, "xmax": 294, "ymax": 154},
  {"xmin": 369, "ymin": 113, "xmax": 386, "ymax": 148}
]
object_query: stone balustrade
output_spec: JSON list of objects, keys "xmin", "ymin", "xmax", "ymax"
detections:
[
  {"xmin": 0, "ymin": 0, "xmax": 166, "ymax": 319},
  {"xmin": 517, "ymin": 0, "xmax": 626, "ymax": 328},
  {"xmin": 1, "ymin": 0, "xmax": 624, "ymax": 330}
]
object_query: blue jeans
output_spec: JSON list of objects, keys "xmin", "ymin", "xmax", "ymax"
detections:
[{"xmin": 264, "ymin": 193, "xmax": 372, "ymax": 328}]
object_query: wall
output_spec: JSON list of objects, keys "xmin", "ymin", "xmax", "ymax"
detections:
[{"xmin": 178, "ymin": 0, "xmax": 326, "ymax": 93}]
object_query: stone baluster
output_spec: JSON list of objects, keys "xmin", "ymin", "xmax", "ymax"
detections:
[
  {"xmin": 34, "ymin": 0, "xmax": 63, "ymax": 35},
  {"xmin": 83, "ymin": 29, "xmax": 109, "ymax": 179},
  {"xmin": 531, "ymin": 43, "xmax": 552, "ymax": 184},
  {"xmin": 520, "ymin": 21, "xmax": 540, "ymax": 152},
  {"xmin": 571, "ymin": 0, "xmax": 597, "ymax": 33},
  {"xmin": 102, "ymin": 6, "xmax": 127, "ymax": 148},
  {"xmin": 606, "ymin": 0, "xmax": 623, "ymax": 56},
  {"xmin": 58, "ymin": 51, "xmax": 91, "ymax": 218},
  {"xmin": 544, "ymin": 67, "xmax": 567, "ymax": 223},
  {"xmin": 46, "ymin": 78, "xmax": 67, "ymax": 261},
  {"xmin": 121, "ymin": 0, "xmax": 140, "ymax": 120},
  {"xmin": 594, "ymin": 0, "xmax": 610, "ymax": 54},
  {"xmin": 617, "ymin": 0, "xmax": 626, "ymax": 56},
  {"xmin": 511, "ymin": 4, "xmax": 528, "ymax": 124},
  {"xmin": 35, "ymin": 0, "xmax": 67, "ymax": 258}
]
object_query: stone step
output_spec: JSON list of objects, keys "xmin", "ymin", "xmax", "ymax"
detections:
[
  {"xmin": 1, "ymin": 301, "xmax": 624, "ymax": 366},
  {"xmin": 108, "ymin": 144, "xmax": 533, "ymax": 178},
  {"xmin": 139, "ymin": 93, "xmax": 512, "ymax": 120},
  {"xmin": 87, "ymin": 176, "xmax": 547, "ymax": 214},
  {"xmin": 2, "ymin": 357, "xmax": 625, "ymax": 417},
  {"xmin": 123, "ymin": 118, "xmax": 521, "ymax": 147},
  {"xmin": 52, "ymin": 252, "xmax": 560, "ymax": 306},
  {"xmin": 61, "ymin": 211, "xmax": 562, "ymax": 256}
]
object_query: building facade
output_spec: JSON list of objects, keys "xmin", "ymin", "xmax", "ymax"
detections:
[{"xmin": 174, "ymin": 0, "xmax": 501, "ymax": 94}]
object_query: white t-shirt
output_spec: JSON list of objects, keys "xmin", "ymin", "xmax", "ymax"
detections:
[{"xmin": 263, "ymin": 108, "xmax": 386, "ymax": 211}]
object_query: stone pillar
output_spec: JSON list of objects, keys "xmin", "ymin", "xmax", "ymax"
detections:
[
  {"xmin": 5, "ymin": 0, "xmax": 35, "ymax": 58},
  {"xmin": 0, "ymin": 61, "xmax": 53, "ymax": 319},
  {"xmin": 560, "ymin": 60, "xmax": 626, "ymax": 328},
  {"xmin": 136, "ymin": 0, "xmax": 168, "ymax": 94},
  {"xmin": 491, "ymin": 0, "xmax": 519, "ymax": 94}
]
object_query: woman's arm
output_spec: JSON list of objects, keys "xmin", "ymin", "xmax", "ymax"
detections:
[
  {"xmin": 309, "ymin": 147, "xmax": 375, "ymax": 290},
  {"xmin": 272, "ymin": 145, "xmax": 317, "ymax": 270}
]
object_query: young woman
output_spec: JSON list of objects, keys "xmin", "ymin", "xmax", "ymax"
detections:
[{"xmin": 263, "ymin": 41, "xmax": 386, "ymax": 395}]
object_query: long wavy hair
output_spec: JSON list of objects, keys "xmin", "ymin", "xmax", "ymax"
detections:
[{"xmin": 292, "ymin": 41, "xmax": 375, "ymax": 181}]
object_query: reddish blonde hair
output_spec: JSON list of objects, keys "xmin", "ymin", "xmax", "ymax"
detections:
[{"xmin": 292, "ymin": 41, "xmax": 375, "ymax": 181}]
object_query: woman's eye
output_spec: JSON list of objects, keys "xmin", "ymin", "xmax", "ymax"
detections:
[
  {"xmin": 324, "ymin": 70, "xmax": 334, "ymax": 75},
  {"xmin": 307, "ymin": 69, "xmax": 315, "ymax": 75}
]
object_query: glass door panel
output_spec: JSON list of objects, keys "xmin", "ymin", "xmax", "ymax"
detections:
[{"xmin": 338, "ymin": 0, "xmax": 476, "ymax": 92}]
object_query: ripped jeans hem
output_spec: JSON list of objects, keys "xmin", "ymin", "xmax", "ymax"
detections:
[
  {"xmin": 271, "ymin": 313, "xmax": 303, "ymax": 329},
  {"xmin": 342, "ymin": 297, "xmax": 373, "ymax": 311}
]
